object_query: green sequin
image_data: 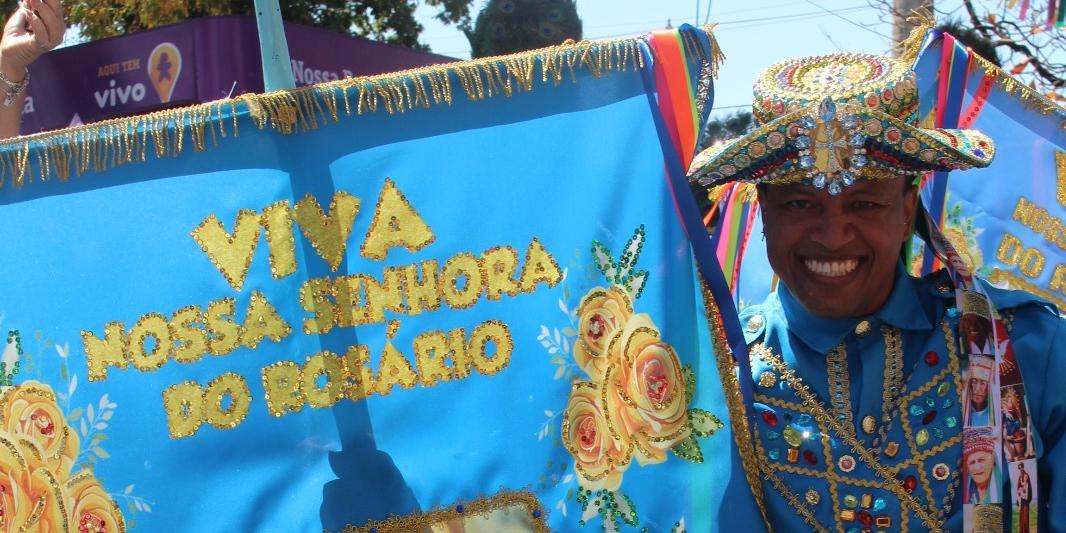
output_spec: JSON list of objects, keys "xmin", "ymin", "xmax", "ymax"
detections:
[
  {"xmin": 916, "ymin": 428, "xmax": 930, "ymax": 446},
  {"xmin": 843, "ymin": 494, "xmax": 858, "ymax": 508},
  {"xmin": 783, "ymin": 425, "xmax": 803, "ymax": 447},
  {"xmin": 937, "ymin": 382, "xmax": 950, "ymax": 396}
]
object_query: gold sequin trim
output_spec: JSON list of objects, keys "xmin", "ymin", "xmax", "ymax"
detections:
[{"xmin": 338, "ymin": 489, "xmax": 549, "ymax": 533}]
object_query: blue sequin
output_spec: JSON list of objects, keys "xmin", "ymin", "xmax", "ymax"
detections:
[
  {"xmin": 933, "ymin": 427, "xmax": 944, "ymax": 438},
  {"xmin": 943, "ymin": 398, "xmax": 955, "ymax": 409},
  {"xmin": 925, "ymin": 397, "xmax": 936, "ymax": 408},
  {"xmin": 798, "ymin": 414, "xmax": 813, "ymax": 425},
  {"xmin": 768, "ymin": 448, "xmax": 780, "ymax": 460},
  {"xmin": 945, "ymin": 416, "xmax": 958, "ymax": 428},
  {"xmin": 767, "ymin": 430, "xmax": 780, "ymax": 440},
  {"xmin": 873, "ymin": 497, "xmax": 886, "ymax": 511},
  {"xmin": 909, "ymin": 404, "xmax": 925, "ymax": 416}
]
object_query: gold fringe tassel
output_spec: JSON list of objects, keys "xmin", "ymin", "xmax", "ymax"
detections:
[
  {"xmin": 0, "ymin": 30, "xmax": 674, "ymax": 188},
  {"xmin": 967, "ymin": 53, "xmax": 1066, "ymax": 125},
  {"xmin": 896, "ymin": 14, "xmax": 936, "ymax": 66}
]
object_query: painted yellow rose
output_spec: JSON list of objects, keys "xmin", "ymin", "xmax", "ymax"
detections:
[
  {"xmin": 0, "ymin": 434, "xmax": 68, "ymax": 533},
  {"xmin": 603, "ymin": 314, "xmax": 690, "ymax": 465},
  {"xmin": 65, "ymin": 471, "xmax": 127, "ymax": 533},
  {"xmin": 943, "ymin": 227, "xmax": 983, "ymax": 272},
  {"xmin": 561, "ymin": 381, "xmax": 631, "ymax": 491},
  {"xmin": 574, "ymin": 286, "xmax": 633, "ymax": 381},
  {"xmin": 0, "ymin": 381, "xmax": 79, "ymax": 479}
]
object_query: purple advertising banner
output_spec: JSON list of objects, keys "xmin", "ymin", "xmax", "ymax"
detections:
[{"xmin": 20, "ymin": 16, "xmax": 455, "ymax": 134}]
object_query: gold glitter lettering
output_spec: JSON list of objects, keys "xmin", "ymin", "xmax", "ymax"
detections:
[
  {"xmin": 448, "ymin": 328, "xmax": 471, "ymax": 379},
  {"xmin": 261, "ymin": 200, "xmax": 297, "ymax": 279},
  {"xmin": 170, "ymin": 305, "xmax": 207, "ymax": 364},
  {"xmin": 413, "ymin": 330, "xmax": 452, "ymax": 386},
  {"xmin": 239, "ymin": 291, "xmax": 292, "ymax": 349},
  {"xmin": 468, "ymin": 320, "xmax": 512, "ymax": 376},
  {"xmin": 440, "ymin": 253, "xmax": 484, "ymax": 309},
  {"xmin": 1057, "ymin": 151, "xmax": 1066, "ymax": 208},
  {"xmin": 190, "ymin": 209, "xmax": 261, "ymax": 291},
  {"xmin": 518, "ymin": 238, "xmax": 562, "ymax": 293},
  {"xmin": 301, "ymin": 352, "xmax": 346, "ymax": 409},
  {"xmin": 402, "ymin": 260, "xmax": 441, "ymax": 315},
  {"xmin": 299, "ymin": 277, "xmax": 336, "ymax": 334},
  {"xmin": 292, "ymin": 191, "xmax": 361, "ymax": 272},
  {"xmin": 261, "ymin": 361, "xmax": 306, "ymax": 417},
  {"xmin": 205, "ymin": 297, "xmax": 241, "ymax": 356},
  {"xmin": 361, "ymin": 178, "xmax": 435, "ymax": 260},
  {"xmin": 335, "ymin": 275, "xmax": 372, "ymax": 327},
  {"xmin": 1019, "ymin": 247, "xmax": 1047, "ymax": 278},
  {"xmin": 204, "ymin": 372, "xmax": 252, "ymax": 429},
  {"xmin": 375, "ymin": 324, "xmax": 418, "ymax": 395},
  {"xmin": 481, "ymin": 246, "xmax": 520, "ymax": 300},
  {"xmin": 996, "ymin": 233, "xmax": 1023, "ymax": 266},
  {"xmin": 1049, "ymin": 263, "xmax": 1066, "ymax": 293},
  {"xmin": 82, "ymin": 322, "xmax": 127, "ymax": 381},
  {"xmin": 162, "ymin": 381, "xmax": 204, "ymax": 439},
  {"xmin": 342, "ymin": 344, "xmax": 374, "ymax": 401},
  {"xmin": 128, "ymin": 313, "xmax": 172, "ymax": 372},
  {"xmin": 365, "ymin": 268, "xmax": 408, "ymax": 323}
]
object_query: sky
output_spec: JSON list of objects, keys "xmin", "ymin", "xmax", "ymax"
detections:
[{"xmin": 413, "ymin": 0, "xmax": 962, "ymax": 118}]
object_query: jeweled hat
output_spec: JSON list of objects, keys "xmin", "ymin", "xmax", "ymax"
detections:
[
  {"xmin": 688, "ymin": 53, "xmax": 995, "ymax": 194},
  {"xmin": 968, "ymin": 355, "xmax": 995, "ymax": 382}
]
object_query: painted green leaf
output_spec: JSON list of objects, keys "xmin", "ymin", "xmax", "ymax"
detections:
[
  {"xmin": 67, "ymin": 408, "xmax": 83, "ymax": 423},
  {"xmin": 591, "ymin": 241, "xmax": 616, "ymax": 281},
  {"xmin": 689, "ymin": 408, "xmax": 724, "ymax": 437},
  {"xmin": 670, "ymin": 434, "xmax": 704, "ymax": 463}
]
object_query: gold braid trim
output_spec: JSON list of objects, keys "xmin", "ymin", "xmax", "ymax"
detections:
[
  {"xmin": 337, "ymin": 490, "xmax": 549, "ymax": 533},
  {"xmin": 699, "ymin": 279, "xmax": 773, "ymax": 531},
  {"xmin": 966, "ymin": 48, "xmax": 1066, "ymax": 124},
  {"xmin": 0, "ymin": 25, "xmax": 729, "ymax": 189},
  {"xmin": 751, "ymin": 343, "xmax": 947, "ymax": 533}
]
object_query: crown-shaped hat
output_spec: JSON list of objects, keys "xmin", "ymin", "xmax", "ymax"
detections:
[{"xmin": 688, "ymin": 53, "xmax": 995, "ymax": 194}]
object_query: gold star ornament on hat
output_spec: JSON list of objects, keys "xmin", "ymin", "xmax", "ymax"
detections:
[{"xmin": 688, "ymin": 53, "xmax": 995, "ymax": 195}]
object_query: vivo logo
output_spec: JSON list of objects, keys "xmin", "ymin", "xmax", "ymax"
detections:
[{"xmin": 94, "ymin": 79, "xmax": 147, "ymax": 109}]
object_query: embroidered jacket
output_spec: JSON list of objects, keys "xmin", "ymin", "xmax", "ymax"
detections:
[{"xmin": 716, "ymin": 266, "xmax": 1066, "ymax": 532}]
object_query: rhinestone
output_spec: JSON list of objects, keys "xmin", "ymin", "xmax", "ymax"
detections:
[
  {"xmin": 854, "ymin": 320, "xmax": 872, "ymax": 336},
  {"xmin": 800, "ymin": 116, "xmax": 817, "ymax": 130},
  {"xmin": 787, "ymin": 447, "xmax": 800, "ymax": 463},
  {"xmin": 937, "ymin": 382, "xmax": 950, "ymax": 396},
  {"xmin": 806, "ymin": 489, "xmax": 821, "ymax": 505},
  {"xmin": 872, "ymin": 497, "xmax": 886, "ymax": 511},
  {"xmin": 915, "ymin": 428, "xmax": 930, "ymax": 446},
  {"xmin": 828, "ymin": 181, "xmax": 842, "ymax": 195},
  {"xmin": 860, "ymin": 494, "xmax": 872, "ymax": 508},
  {"xmin": 843, "ymin": 114, "xmax": 859, "ymax": 129},
  {"xmin": 798, "ymin": 414, "xmax": 813, "ymax": 425},
  {"xmin": 838, "ymin": 454, "xmax": 857, "ymax": 472},
  {"xmin": 762, "ymin": 410, "xmax": 778, "ymax": 427},
  {"xmin": 841, "ymin": 170, "xmax": 856, "ymax": 186},
  {"xmin": 861, "ymin": 415, "xmax": 877, "ymax": 434},
  {"xmin": 794, "ymin": 135, "xmax": 812, "ymax": 149},
  {"xmin": 924, "ymin": 351, "xmax": 940, "ymax": 366},
  {"xmin": 783, "ymin": 426, "xmax": 803, "ymax": 447},
  {"xmin": 849, "ymin": 154, "xmax": 868, "ymax": 168},
  {"xmin": 903, "ymin": 475, "xmax": 917, "ymax": 493},
  {"xmin": 945, "ymin": 416, "xmax": 958, "ymax": 428},
  {"xmin": 819, "ymin": 98, "xmax": 837, "ymax": 121},
  {"xmin": 908, "ymin": 405, "xmax": 924, "ymax": 417},
  {"xmin": 768, "ymin": 448, "xmax": 780, "ymax": 460},
  {"xmin": 813, "ymin": 173, "xmax": 827, "ymax": 188},
  {"xmin": 803, "ymin": 450, "xmax": 818, "ymax": 465},
  {"xmin": 922, "ymin": 410, "xmax": 937, "ymax": 425},
  {"xmin": 943, "ymin": 398, "xmax": 955, "ymax": 409},
  {"xmin": 883, "ymin": 442, "xmax": 899, "ymax": 458},
  {"xmin": 746, "ymin": 314, "xmax": 764, "ymax": 332},
  {"xmin": 766, "ymin": 430, "xmax": 780, "ymax": 440},
  {"xmin": 932, "ymin": 463, "xmax": 950, "ymax": 481},
  {"xmin": 844, "ymin": 495, "xmax": 858, "ymax": 508},
  {"xmin": 875, "ymin": 516, "xmax": 891, "ymax": 527},
  {"xmin": 799, "ymin": 155, "xmax": 815, "ymax": 169},
  {"xmin": 848, "ymin": 133, "xmax": 865, "ymax": 147},
  {"xmin": 858, "ymin": 510, "xmax": 873, "ymax": 527},
  {"xmin": 933, "ymin": 427, "xmax": 945, "ymax": 438},
  {"xmin": 840, "ymin": 510, "xmax": 856, "ymax": 521}
]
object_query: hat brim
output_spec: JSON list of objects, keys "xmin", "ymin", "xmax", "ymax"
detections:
[{"xmin": 688, "ymin": 105, "xmax": 994, "ymax": 187}]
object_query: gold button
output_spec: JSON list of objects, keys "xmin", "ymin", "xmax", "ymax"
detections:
[
  {"xmin": 746, "ymin": 314, "xmax": 764, "ymax": 333},
  {"xmin": 861, "ymin": 415, "xmax": 877, "ymax": 434},
  {"xmin": 854, "ymin": 320, "xmax": 871, "ymax": 336},
  {"xmin": 884, "ymin": 441, "xmax": 900, "ymax": 458},
  {"xmin": 758, "ymin": 371, "xmax": 777, "ymax": 388},
  {"xmin": 805, "ymin": 489, "xmax": 821, "ymax": 505}
]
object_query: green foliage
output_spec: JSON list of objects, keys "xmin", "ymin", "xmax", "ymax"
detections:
[
  {"xmin": 65, "ymin": 0, "xmax": 472, "ymax": 48},
  {"xmin": 465, "ymin": 0, "xmax": 581, "ymax": 58}
]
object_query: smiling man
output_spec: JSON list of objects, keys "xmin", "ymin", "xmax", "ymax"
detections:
[{"xmin": 689, "ymin": 53, "xmax": 1066, "ymax": 532}]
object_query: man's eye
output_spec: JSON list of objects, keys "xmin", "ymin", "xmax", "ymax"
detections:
[
  {"xmin": 784, "ymin": 200, "xmax": 811, "ymax": 209},
  {"xmin": 852, "ymin": 201, "xmax": 879, "ymax": 210}
]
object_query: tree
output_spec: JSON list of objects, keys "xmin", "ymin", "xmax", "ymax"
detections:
[
  {"xmin": 60, "ymin": 0, "xmax": 472, "ymax": 49},
  {"xmin": 464, "ymin": 0, "xmax": 581, "ymax": 58},
  {"xmin": 872, "ymin": 0, "xmax": 1064, "ymax": 99}
]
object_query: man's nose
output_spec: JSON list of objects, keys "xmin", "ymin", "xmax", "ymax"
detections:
[{"xmin": 808, "ymin": 210, "xmax": 854, "ymax": 249}]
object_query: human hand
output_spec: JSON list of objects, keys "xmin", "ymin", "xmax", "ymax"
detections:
[{"xmin": 1, "ymin": 0, "xmax": 65, "ymax": 80}]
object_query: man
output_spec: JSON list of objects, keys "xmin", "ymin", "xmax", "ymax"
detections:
[
  {"xmin": 965, "ymin": 355, "xmax": 994, "ymax": 427},
  {"xmin": 1018, "ymin": 461, "xmax": 1033, "ymax": 533},
  {"xmin": 688, "ymin": 52, "xmax": 1066, "ymax": 532}
]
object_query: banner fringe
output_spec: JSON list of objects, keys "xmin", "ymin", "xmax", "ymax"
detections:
[
  {"xmin": 966, "ymin": 52, "xmax": 1066, "ymax": 126},
  {"xmin": 0, "ymin": 30, "xmax": 678, "ymax": 188}
]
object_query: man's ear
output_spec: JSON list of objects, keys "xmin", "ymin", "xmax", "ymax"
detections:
[{"xmin": 902, "ymin": 182, "xmax": 919, "ymax": 232}]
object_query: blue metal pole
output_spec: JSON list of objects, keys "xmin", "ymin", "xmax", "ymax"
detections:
[{"xmin": 253, "ymin": 0, "xmax": 297, "ymax": 91}]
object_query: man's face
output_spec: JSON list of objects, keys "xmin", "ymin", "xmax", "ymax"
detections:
[
  {"xmin": 758, "ymin": 178, "xmax": 918, "ymax": 318},
  {"xmin": 967, "ymin": 450, "xmax": 994, "ymax": 486},
  {"xmin": 970, "ymin": 378, "xmax": 989, "ymax": 410}
]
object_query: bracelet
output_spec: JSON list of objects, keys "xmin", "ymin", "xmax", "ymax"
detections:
[{"xmin": 0, "ymin": 69, "xmax": 28, "ymax": 107}]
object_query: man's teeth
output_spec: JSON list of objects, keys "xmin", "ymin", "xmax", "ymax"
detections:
[{"xmin": 804, "ymin": 258, "xmax": 858, "ymax": 277}]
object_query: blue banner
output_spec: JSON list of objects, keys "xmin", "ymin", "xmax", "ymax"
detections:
[{"xmin": 0, "ymin": 31, "xmax": 740, "ymax": 532}]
